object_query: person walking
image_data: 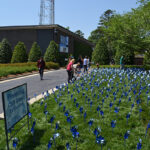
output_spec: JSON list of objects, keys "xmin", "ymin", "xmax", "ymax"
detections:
[
  {"xmin": 78, "ymin": 55, "xmax": 83, "ymax": 69},
  {"xmin": 66, "ymin": 59, "xmax": 75, "ymax": 83},
  {"xmin": 83, "ymin": 56, "xmax": 88, "ymax": 73},
  {"xmin": 37, "ymin": 57, "xmax": 45, "ymax": 80}
]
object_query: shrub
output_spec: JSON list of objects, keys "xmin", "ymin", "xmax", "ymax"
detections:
[
  {"xmin": 0, "ymin": 38, "xmax": 12, "ymax": 63},
  {"xmin": 92, "ymin": 38, "xmax": 109, "ymax": 65},
  {"xmin": 45, "ymin": 62, "xmax": 60, "ymax": 69},
  {"xmin": 28, "ymin": 42, "xmax": 42, "ymax": 62},
  {"xmin": 11, "ymin": 42, "xmax": 28, "ymax": 63},
  {"xmin": 44, "ymin": 41, "xmax": 60, "ymax": 62}
]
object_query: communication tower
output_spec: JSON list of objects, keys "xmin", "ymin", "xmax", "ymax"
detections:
[{"xmin": 39, "ymin": 0, "xmax": 55, "ymax": 25}]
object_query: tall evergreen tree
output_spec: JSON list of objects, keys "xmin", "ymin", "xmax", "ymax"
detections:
[
  {"xmin": 44, "ymin": 41, "xmax": 59, "ymax": 62},
  {"xmin": 28, "ymin": 42, "xmax": 42, "ymax": 62},
  {"xmin": 92, "ymin": 38, "xmax": 109, "ymax": 65},
  {"xmin": 0, "ymin": 38, "xmax": 12, "ymax": 63},
  {"xmin": 11, "ymin": 42, "xmax": 28, "ymax": 63}
]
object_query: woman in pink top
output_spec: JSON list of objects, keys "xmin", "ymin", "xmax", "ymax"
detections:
[{"xmin": 67, "ymin": 59, "xmax": 75, "ymax": 83}]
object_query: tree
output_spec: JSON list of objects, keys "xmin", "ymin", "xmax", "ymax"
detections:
[
  {"xmin": 88, "ymin": 27, "xmax": 104, "ymax": 45},
  {"xmin": 0, "ymin": 38, "xmax": 12, "ymax": 63},
  {"xmin": 115, "ymin": 41, "xmax": 134, "ymax": 65},
  {"xmin": 92, "ymin": 38, "xmax": 109, "ymax": 65},
  {"xmin": 44, "ymin": 40, "xmax": 59, "ymax": 62},
  {"xmin": 28, "ymin": 42, "xmax": 42, "ymax": 62},
  {"xmin": 11, "ymin": 42, "xmax": 28, "ymax": 63},
  {"xmin": 75, "ymin": 30, "xmax": 84, "ymax": 38}
]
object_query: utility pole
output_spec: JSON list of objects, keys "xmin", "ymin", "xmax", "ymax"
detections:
[{"xmin": 39, "ymin": 0, "xmax": 55, "ymax": 25}]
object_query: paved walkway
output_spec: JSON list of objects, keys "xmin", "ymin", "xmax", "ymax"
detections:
[{"xmin": 0, "ymin": 69, "xmax": 67, "ymax": 114}]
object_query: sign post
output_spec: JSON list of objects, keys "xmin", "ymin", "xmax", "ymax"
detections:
[{"xmin": 2, "ymin": 83, "xmax": 29, "ymax": 150}]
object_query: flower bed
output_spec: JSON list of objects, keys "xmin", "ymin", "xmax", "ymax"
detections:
[{"xmin": 0, "ymin": 68, "xmax": 150, "ymax": 149}]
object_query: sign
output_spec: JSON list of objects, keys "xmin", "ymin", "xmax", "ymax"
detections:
[
  {"xmin": 60, "ymin": 35, "xmax": 69, "ymax": 53},
  {"xmin": 2, "ymin": 83, "xmax": 28, "ymax": 131}
]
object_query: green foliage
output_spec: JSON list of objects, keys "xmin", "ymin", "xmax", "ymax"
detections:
[
  {"xmin": 74, "ymin": 30, "xmax": 84, "ymax": 37},
  {"xmin": 115, "ymin": 42, "xmax": 134, "ymax": 65},
  {"xmin": 45, "ymin": 62, "xmax": 60, "ymax": 69},
  {"xmin": 73, "ymin": 40, "xmax": 93, "ymax": 60},
  {"xmin": 144, "ymin": 50, "xmax": 150, "ymax": 65},
  {"xmin": 44, "ymin": 41, "xmax": 59, "ymax": 62},
  {"xmin": 92, "ymin": 38, "xmax": 109, "ymax": 65},
  {"xmin": 11, "ymin": 42, "xmax": 28, "ymax": 63},
  {"xmin": 88, "ymin": 2, "xmax": 150, "ymax": 65},
  {"xmin": 28, "ymin": 42, "xmax": 41, "ymax": 62},
  {"xmin": 0, "ymin": 38, "xmax": 12, "ymax": 63}
]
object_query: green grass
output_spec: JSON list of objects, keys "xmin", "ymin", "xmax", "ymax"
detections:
[
  {"xmin": 0, "ymin": 62, "xmax": 60, "ymax": 77},
  {"xmin": 0, "ymin": 68, "xmax": 150, "ymax": 149}
]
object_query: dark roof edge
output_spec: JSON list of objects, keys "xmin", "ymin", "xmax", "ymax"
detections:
[{"xmin": 0, "ymin": 24, "xmax": 94, "ymax": 47}]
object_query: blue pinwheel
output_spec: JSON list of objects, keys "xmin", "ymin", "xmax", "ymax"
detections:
[
  {"xmin": 64, "ymin": 110, "xmax": 69, "ymax": 117},
  {"xmin": 66, "ymin": 142, "xmax": 71, "ymax": 150},
  {"xmin": 50, "ymin": 115, "xmax": 55, "ymax": 127},
  {"xmin": 118, "ymin": 99, "xmax": 121, "ymax": 105},
  {"xmin": 53, "ymin": 133, "xmax": 60, "ymax": 146},
  {"xmin": 145, "ymin": 121, "xmax": 150, "ymax": 137},
  {"xmin": 126, "ymin": 113, "xmax": 130, "ymax": 125},
  {"xmin": 74, "ymin": 98, "xmax": 77, "ymax": 103},
  {"xmin": 88, "ymin": 119, "xmax": 94, "ymax": 131},
  {"xmin": 76, "ymin": 103, "xmax": 79, "ymax": 108},
  {"xmin": 63, "ymin": 105, "xmax": 66, "ymax": 112},
  {"xmin": 109, "ymin": 102, "xmax": 113, "ymax": 112},
  {"xmin": 13, "ymin": 138, "xmax": 18, "ymax": 150},
  {"xmin": 124, "ymin": 130, "xmax": 130, "ymax": 147},
  {"xmin": 111, "ymin": 120, "xmax": 116, "ymax": 132},
  {"xmin": 79, "ymin": 107, "xmax": 83, "ymax": 115},
  {"xmin": 55, "ymin": 122, "xmax": 59, "ymax": 131},
  {"xmin": 67, "ymin": 116, "xmax": 73, "ymax": 128},
  {"xmin": 48, "ymin": 138, "xmax": 53, "ymax": 150},
  {"xmin": 31, "ymin": 120, "xmax": 36, "ymax": 143},
  {"xmin": 137, "ymin": 139, "xmax": 142, "ymax": 150},
  {"xmin": 131, "ymin": 103, "xmax": 134, "ymax": 112},
  {"xmin": 94, "ymin": 127, "xmax": 101, "ymax": 137},
  {"xmin": 96, "ymin": 135, "xmax": 105, "ymax": 150}
]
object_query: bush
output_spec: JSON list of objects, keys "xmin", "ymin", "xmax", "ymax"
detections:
[
  {"xmin": 92, "ymin": 38, "xmax": 109, "ymax": 65},
  {"xmin": 11, "ymin": 42, "xmax": 28, "ymax": 63},
  {"xmin": 28, "ymin": 42, "xmax": 42, "ymax": 62},
  {"xmin": 44, "ymin": 41, "xmax": 60, "ymax": 62},
  {"xmin": 45, "ymin": 62, "xmax": 60, "ymax": 69},
  {"xmin": 0, "ymin": 38, "xmax": 12, "ymax": 63}
]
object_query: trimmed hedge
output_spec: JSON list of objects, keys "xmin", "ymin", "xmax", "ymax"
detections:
[
  {"xmin": 92, "ymin": 65, "xmax": 150, "ymax": 70},
  {"xmin": 0, "ymin": 62, "xmax": 60, "ymax": 77}
]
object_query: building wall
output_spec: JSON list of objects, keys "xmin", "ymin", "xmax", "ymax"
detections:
[
  {"xmin": 37, "ymin": 29, "xmax": 54, "ymax": 55},
  {"xmin": 0, "ymin": 29, "xmax": 37, "ymax": 53}
]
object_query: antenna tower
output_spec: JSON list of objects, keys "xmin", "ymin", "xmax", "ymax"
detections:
[{"xmin": 39, "ymin": 0, "xmax": 55, "ymax": 25}]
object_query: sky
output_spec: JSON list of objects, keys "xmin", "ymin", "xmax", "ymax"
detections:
[{"xmin": 0, "ymin": 0, "xmax": 139, "ymax": 39}]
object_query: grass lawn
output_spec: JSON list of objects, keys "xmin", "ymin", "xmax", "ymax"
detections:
[{"xmin": 0, "ymin": 68, "xmax": 150, "ymax": 150}]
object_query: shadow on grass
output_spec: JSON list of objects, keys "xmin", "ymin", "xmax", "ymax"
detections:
[{"xmin": 20, "ymin": 129, "xmax": 45, "ymax": 150}]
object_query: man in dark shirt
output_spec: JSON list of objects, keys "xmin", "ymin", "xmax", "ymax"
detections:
[{"xmin": 37, "ymin": 57, "xmax": 45, "ymax": 80}]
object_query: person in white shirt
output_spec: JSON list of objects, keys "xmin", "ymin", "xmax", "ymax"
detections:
[{"xmin": 83, "ymin": 56, "xmax": 87, "ymax": 73}]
